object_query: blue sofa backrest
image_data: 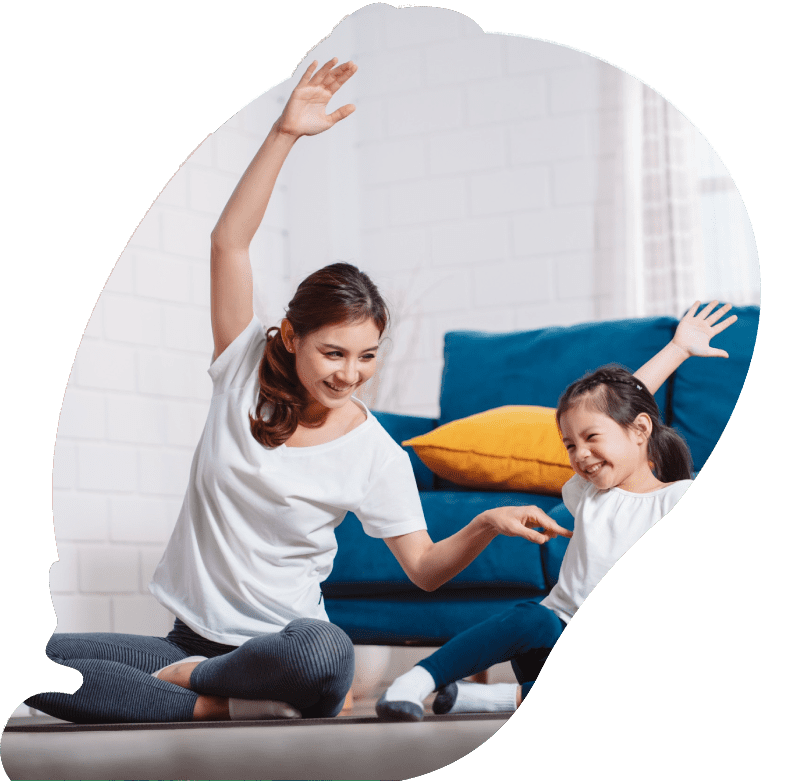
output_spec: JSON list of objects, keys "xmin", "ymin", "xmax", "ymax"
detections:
[
  {"xmin": 439, "ymin": 307, "xmax": 759, "ymax": 472},
  {"xmin": 439, "ymin": 316, "xmax": 677, "ymax": 425},
  {"xmin": 669, "ymin": 305, "xmax": 759, "ymax": 470}
]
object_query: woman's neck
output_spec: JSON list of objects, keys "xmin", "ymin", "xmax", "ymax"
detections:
[{"xmin": 298, "ymin": 398, "xmax": 330, "ymax": 428}]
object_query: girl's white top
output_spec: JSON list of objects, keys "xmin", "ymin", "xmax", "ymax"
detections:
[
  {"xmin": 540, "ymin": 474, "xmax": 692, "ymax": 623},
  {"xmin": 149, "ymin": 317, "xmax": 427, "ymax": 645}
]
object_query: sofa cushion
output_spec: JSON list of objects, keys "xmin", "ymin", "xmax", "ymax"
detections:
[
  {"xmin": 670, "ymin": 305, "xmax": 759, "ymax": 471},
  {"xmin": 325, "ymin": 591, "xmax": 545, "ymax": 646},
  {"xmin": 403, "ymin": 406, "xmax": 572, "ymax": 496},
  {"xmin": 373, "ymin": 410, "xmax": 437, "ymax": 490},
  {"xmin": 439, "ymin": 317, "xmax": 677, "ymax": 426},
  {"xmin": 323, "ymin": 491, "xmax": 563, "ymax": 597}
]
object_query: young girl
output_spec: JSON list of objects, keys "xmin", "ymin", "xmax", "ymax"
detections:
[
  {"xmin": 25, "ymin": 58, "xmax": 572, "ymax": 725},
  {"xmin": 377, "ymin": 301, "xmax": 737, "ymax": 721}
]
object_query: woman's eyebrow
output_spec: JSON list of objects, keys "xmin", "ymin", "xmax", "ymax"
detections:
[{"xmin": 320, "ymin": 342, "xmax": 380, "ymax": 352}]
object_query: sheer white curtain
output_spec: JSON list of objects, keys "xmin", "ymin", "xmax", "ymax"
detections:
[{"xmin": 597, "ymin": 63, "xmax": 758, "ymax": 319}]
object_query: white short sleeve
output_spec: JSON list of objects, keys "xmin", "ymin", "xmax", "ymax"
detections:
[
  {"xmin": 208, "ymin": 316, "xmax": 266, "ymax": 393},
  {"xmin": 355, "ymin": 451, "xmax": 427, "ymax": 539},
  {"xmin": 561, "ymin": 474, "xmax": 589, "ymax": 515}
]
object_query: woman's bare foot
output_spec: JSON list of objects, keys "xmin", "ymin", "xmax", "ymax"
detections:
[
  {"xmin": 193, "ymin": 694, "xmax": 230, "ymax": 721},
  {"xmin": 153, "ymin": 658, "xmax": 205, "ymax": 689},
  {"xmin": 153, "ymin": 656, "xmax": 301, "ymax": 721}
]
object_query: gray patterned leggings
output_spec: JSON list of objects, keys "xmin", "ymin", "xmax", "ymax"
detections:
[{"xmin": 26, "ymin": 618, "xmax": 355, "ymax": 724}]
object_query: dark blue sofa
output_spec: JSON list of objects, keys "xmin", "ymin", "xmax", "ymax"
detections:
[{"xmin": 322, "ymin": 306, "xmax": 760, "ymax": 646}]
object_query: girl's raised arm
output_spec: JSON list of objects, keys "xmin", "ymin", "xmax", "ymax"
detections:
[
  {"xmin": 209, "ymin": 58, "xmax": 357, "ymax": 359},
  {"xmin": 634, "ymin": 301, "xmax": 738, "ymax": 395}
]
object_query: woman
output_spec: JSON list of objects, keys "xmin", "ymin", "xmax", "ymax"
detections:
[{"xmin": 27, "ymin": 58, "xmax": 572, "ymax": 724}]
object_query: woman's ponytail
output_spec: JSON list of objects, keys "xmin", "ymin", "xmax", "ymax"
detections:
[{"xmin": 249, "ymin": 327, "xmax": 303, "ymax": 448}]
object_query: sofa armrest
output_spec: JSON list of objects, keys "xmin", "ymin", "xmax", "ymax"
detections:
[{"xmin": 372, "ymin": 410, "xmax": 437, "ymax": 491}]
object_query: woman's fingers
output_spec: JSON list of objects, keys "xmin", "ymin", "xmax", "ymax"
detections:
[
  {"xmin": 307, "ymin": 57, "xmax": 338, "ymax": 86},
  {"xmin": 322, "ymin": 61, "xmax": 358, "ymax": 94},
  {"xmin": 298, "ymin": 60, "xmax": 318, "ymax": 87},
  {"xmin": 520, "ymin": 528, "xmax": 549, "ymax": 545},
  {"xmin": 327, "ymin": 103, "xmax": 356, "ymax": 125}
]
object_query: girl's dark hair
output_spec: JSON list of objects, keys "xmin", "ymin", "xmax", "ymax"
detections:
[
  {"xmin": 249, "ymin": 262, "xmax": 389, "ymax": 448},
  {"xmin": 556, "ymin": 364, "xmax": 693, "ymax": 483}
]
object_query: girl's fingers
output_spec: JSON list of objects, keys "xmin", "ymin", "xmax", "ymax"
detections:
[
  {"xmin": 711, "ymin": 313, "xmax": 737, "ymax": 334},
  {"xmin": 705, "ymin": 302, "xmax": 733, "ymax": 325},
  {"xmin": 685, "ymin": 300, "xmax": 701, "ymax": 318},
  {"xmin": 697, "ymin": 300, "xmax": 719, "ymax": 319}
]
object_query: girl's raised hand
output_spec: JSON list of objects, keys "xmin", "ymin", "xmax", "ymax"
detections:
[
  {"xmin": 672, "ymin": 301, "xmax": 738, "ymax": 358},
  {"xmin": 276, "ymin": 58, "xmax": 357, "ymax": 138}
]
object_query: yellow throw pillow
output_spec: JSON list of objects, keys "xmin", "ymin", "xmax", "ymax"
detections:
[{"xmin": 403, "ymin": 406, "xmax": 573, "ymax": 496}]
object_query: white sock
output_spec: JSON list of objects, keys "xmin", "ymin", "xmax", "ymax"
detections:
[
  {"xmin": 151, "ymin": 655, "xmax": 208, "ymax": 678},
  {"xmin": 383, "ymin": 666, "xmax": 436, "ymax": 708},
  {"xmin": 446, "ymin": 681, "xmax": 518, "ymax": 713},
  {"xmin": 228, "ymin": 698, "xmax": 302, "ymax": 720}
]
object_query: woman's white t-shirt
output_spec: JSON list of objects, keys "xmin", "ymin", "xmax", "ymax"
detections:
[
  {"xmin": 149, "ymin": 317, "xmax": 427, "ymax": 645},
  {"xmin": 540, "ymin": 474, "xmax": 692, "ymax": 623}
]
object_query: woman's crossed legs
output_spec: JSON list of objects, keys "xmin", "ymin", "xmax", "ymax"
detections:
[{"xmin": 26, "ymin": 618, "xmax": 354, "ymax": 724}]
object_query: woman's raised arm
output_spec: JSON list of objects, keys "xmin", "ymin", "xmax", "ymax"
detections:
[{"xmin": 209, "ymin": 58, "xmax": 357, "ymax": 359}]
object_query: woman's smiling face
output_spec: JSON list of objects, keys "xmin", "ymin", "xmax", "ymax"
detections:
[{"xmin": 287, "ymin": 319, "xmax": 381, "ymax": 412}]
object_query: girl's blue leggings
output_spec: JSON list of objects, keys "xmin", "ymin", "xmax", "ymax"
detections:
[
  {"xmin": 417, "ymin": 600, "xmax": 566, "ymax": 702},
  {"xmin": 26, "ymin": 617, "xmax": 355, "ymax": 724}
]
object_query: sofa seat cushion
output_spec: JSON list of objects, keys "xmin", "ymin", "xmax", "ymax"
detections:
[
  {"xmin": 439, "ymin": 317, "xmax": 677, "ymax": 426},
  {"xmin": 325, "ymin": 591, "xmax": 545, "ymax": 646},
  {"xmin": 670, "ymin": 305, "xmax": 759, "ymax": 471},
  {"xmin": 323, "ymin": 491, "xmax": 564, "ymax": 596}
]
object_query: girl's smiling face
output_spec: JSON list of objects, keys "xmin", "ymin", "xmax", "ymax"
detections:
[
  {"xmin": 559, "ymin": 401, "xmax": 657, "ymax": 492},
  {"xmin": 285, "ymin": 318, "xmax": 381, "ymax": 413}
]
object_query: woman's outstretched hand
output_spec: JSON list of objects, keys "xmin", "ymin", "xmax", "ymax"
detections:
[
  {"xmin": 276, "ymin": 58, "xmax": 357, "ymax": 138},
  {"xmin": 672, "ymin": 301, "xmax": 738, "ymax": 359},
  {"xmin": 478, "ymin": 505, "xmax": 573, "ymax": 545}
]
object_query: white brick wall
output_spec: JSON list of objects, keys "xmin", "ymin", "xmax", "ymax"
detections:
[
  {"xmin": 319, "ymin": 7, "xmax": 623, "ymax": 416},
  {"xmin": 51, "ymin": 79, "xmax": 288, "ymax": 636}
]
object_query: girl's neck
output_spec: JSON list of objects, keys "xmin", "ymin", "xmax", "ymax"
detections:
[{"xmin": 616, "ymin": 467, "xmax": 669, "ymax": 493}]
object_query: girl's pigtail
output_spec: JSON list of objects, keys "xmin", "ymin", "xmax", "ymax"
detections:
[
  {"xmin": 249, "ymin": 327, "xmax": 303, "ymax": 448},
  {"xmin": 648, "ymin": 423, "xmax": 693, "ymax": 482}
]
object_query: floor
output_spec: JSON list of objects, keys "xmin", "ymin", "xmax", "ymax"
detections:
[{"xmin": 1, "ymin": 695, "xmax": 509, "ymax": 780}]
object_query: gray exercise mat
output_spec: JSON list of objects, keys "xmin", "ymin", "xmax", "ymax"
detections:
[{"xmin": 5, "ymin": 710, "xmax": 508, "ymax": 732}]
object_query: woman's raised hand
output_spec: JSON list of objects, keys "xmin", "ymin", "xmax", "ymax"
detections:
[
  {"xmin": 672, "ymin": 301, "xmax": 738, "ymax": 359},
  {"xmin": 276, "ymin": 58, "xmax": 357, "ymax": 138}
]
